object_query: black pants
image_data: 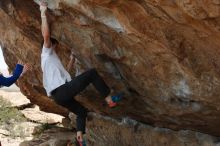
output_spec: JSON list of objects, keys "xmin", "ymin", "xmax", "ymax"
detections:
[{"xmin": 51, "ymin": 68, "xmax": 110, "ymax": 133}]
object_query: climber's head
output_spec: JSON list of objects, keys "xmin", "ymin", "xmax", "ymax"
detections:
[
  {"xmin": 41, "ymin": 37, "xmax": 59, "ymax": 49},
  {"xmin": 50, "ymin": 37, "xmax": 59, "ymax": 49}
]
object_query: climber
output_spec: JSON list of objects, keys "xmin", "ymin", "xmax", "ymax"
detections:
[
  {"xmin": 39, "ymin": 1, "xmax": 122, "ymax": 146},
  {"xmin": 0, "ymin": 61, "xmax": 30, "ymax": 87}
]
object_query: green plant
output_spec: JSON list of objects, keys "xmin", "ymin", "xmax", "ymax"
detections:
[
  {"xmin": 0, "ymin": 96, "xmax": 26, "ymax": 125},
  {"xmin": 0, "ymin": 96, "xmax": 27, "ymax": 138}
]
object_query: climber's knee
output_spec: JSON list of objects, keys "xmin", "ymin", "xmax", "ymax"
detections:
[{"xmin": 89, "ymin": 68, "xmax": 97, "ymax": 75}]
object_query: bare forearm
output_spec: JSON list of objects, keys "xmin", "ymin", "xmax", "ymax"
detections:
[
  {"xmin": 67, "ymin": 58, "xmax": 75, "ymax": 72},
  {"xmin": 40, "ymin": 2, "xmax": 51, "ymax": 47},
  {"xmin": 41, "ymin": 16, "xmax": 50, "ymax": 39}
]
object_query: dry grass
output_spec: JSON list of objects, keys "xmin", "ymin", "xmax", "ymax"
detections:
[{"xmin": 0, "ymin": 96, "xmax": 27, "ymax": 138}]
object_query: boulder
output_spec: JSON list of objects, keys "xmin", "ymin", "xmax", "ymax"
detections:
[{"xmin": 1, "ymin": 0, "xmax": 220, "ymax": 136}]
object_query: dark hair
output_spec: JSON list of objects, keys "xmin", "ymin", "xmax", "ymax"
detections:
[{"xmin": 41, "ymin": 37, "xmax": 59, "ymax": 48}]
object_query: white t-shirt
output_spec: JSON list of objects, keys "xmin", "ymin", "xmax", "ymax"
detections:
[
  {"xmin": 0, "ymin": 46, "xmax": 8, "ymax": 70},
  {"xmin": 41, "ymin": 46, "xmax": 71, "ymax": 96}
]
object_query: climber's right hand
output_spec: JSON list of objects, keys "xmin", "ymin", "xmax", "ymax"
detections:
[
  {"xmin": 18, "ymin": 61, "xmax": 32, "ymax": 76},
  {"xmin": 40, "ymin": 1, "xmax": 48, "ymax": 16},
  {"xmin": 22, "ymin": 63, "xmax": 32, "ymax": 75},
  {"xmin": 70, "ymin": 50, "xmax": 76, "ymax": 61}
]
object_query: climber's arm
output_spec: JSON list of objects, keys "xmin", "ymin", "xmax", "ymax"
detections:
[
  {"xmin": 67, "ymin": 52, "xmax": 75, "ymax": 72},
  {"xmin": 40, "ymin": 1, "xmax": 51, "ymax": 48},
  {"xmin": 0, "ymin": 64, "xmax": 23, "ymax": 87},
  {"xmin": 0, "ymin": 62, "xmax": 31, "ymax": 87}
]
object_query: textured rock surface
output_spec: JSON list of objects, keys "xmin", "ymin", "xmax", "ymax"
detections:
[
  {"xmin": 0, "ymin": 122, "xmax": 38, "ymax": 146},
  {"xmin": 0, "ymin": 86, "xmax": 66, "ymax": 146},
  {"xmin": 0, "ymin": 88, "xmax": 30, "ymax": 107},
  {"xmin": 0, "ymin": 89, "xmax": 40, "ymax": 146},
  {"xmin": 21, "ymin": 106, "xmax": 64, "ymax": 124},
  {"xmin": 1, "ymin": 0, "xmax": 220, "ymax": 137},
  {"xmin": 20, "ymin": 127, "xmax": 75, "ymax": 146},
  {"xmin": 21, "ymin": 112, "xmax": 220, "ymax": 146},
  {"xmin": 76, "ymin": 113, "xmax": 220, "ymax": 146}
]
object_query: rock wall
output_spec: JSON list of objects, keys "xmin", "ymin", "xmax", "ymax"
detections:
[
  {"xmin": 21, "ymin": 112, "xmax": 220, "ymax": 146},
  {"xmin": 74, "ymin": 113, "xmax": 220, "ymax": 146},
  {"xmin": 1, "ymin": 0, "xmax": 220, "ymax": 137}
]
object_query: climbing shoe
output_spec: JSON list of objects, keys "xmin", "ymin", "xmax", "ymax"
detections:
[
  {"xmin": 111, "ymin": 93, "xmax": 123, "ymax": 102},
  {"xmin": 75, "ymin": 138, "xmax": 86, "ymax": 146},
  {"xmin": 108, "ymin": 93, "xmax": 123, "ymax": 108},
  {"xmin": 108, "ymin": 100, "xmax": 117, "ymax": 108},
  {"xmin": 67, "ymin": 138, "xmax": 86, "ymax": 146}
]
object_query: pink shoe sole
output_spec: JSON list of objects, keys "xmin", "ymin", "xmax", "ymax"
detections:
[{"xmin": 108, "ymin": 101, "xmax": 117, "ymax": 108}]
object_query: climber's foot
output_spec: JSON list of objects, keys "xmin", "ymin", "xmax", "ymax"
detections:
[
  {"xmin": 111, "ymin": 92, "xmax": 123, "ymax": 102},
  {"xmin": 108, "ymin": 100, "xmax": 117, "ymax": 108},
  {"xmin": 66, "ymin": 138, "xmax": 86, "ymax": 146},
  {"xmin": 106, "ymin": 93, "xmax": 123, "ymax": 108},
  {"xmin": 75, "ymin": 138, "xmax": 86, "ymax": 146}
]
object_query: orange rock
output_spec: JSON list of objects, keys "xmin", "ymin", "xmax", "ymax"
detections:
[{"xmin": 1, "ymin": 0, "xmax": 220, "ymax": 136}]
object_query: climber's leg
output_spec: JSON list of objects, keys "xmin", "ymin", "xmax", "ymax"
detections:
[
  {"xmin": 67, "ymin": 68, "xmax": 111, "ymax": 97},
  {"xmin": 66, "ymin": 68, "xmax": 123, "ymax": 108},
  {"xmin": 68, "ymin": 68, "xmax": 122, "ymax": 107},
  {"xmin": 51, "ymin": 84, "xmax": 88, "ymax": 141}
]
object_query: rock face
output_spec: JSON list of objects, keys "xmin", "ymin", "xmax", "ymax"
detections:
[
  {"xmin": 1, "ymin": 0, "xmax": 220, "ymax": 137},
  {"xmin": 1, "ymin": 87, "xmax": 219, "ymax": 146},
  {"xmin": 77, "ymin": 113, "xmax": 220, "ymax": 146},
  {"xmin": 21, "ymin": 112, "xmax": 220, "ymax": 146}
]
